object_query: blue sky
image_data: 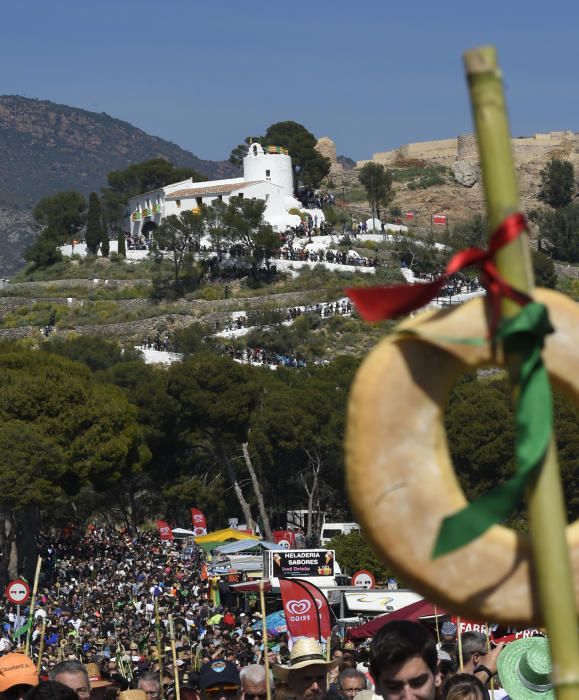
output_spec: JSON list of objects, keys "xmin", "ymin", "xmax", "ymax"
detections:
[{"xmin": 3, "ymin": 0, "xmax": 578, "ymax": 162}]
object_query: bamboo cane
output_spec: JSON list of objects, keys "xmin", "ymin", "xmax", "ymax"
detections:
[
  {"xmin": 259, "ymin": 582, "xmax": 271, "ymax": 700},
  {"xmin": 155, "ymin": 598, "xmax": 164, "ymax": 687},
  {"xmin": 25, "ymin": 556, "xmax": 42, "ymax": 658},
  {"xmin": 433, "ymin": 605, "xmax": 440, "ymax": 645},
  {"xmin": 169, "ymin": 615, "xmax": 180, "ymax": 700},
  {"xmin": 457, "ymin": 618, "xmax": 464, "ymax": 672},
  {"xmin": 36, "ymin": 617, "xmax": 47, "ymax": 674},
  {"xmin": 485, "ymin": 627, "xmax": 495, "ymax": 700},
  {"xmin": 464, "ymin": 45, "xmax": 579, "ymax": 699}
]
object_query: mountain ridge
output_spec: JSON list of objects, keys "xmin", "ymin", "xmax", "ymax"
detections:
[
  {"xmin": 0, "ymin": 95, "xmax": 239, "ymax": 276},
  {"xmin": 0, "ymin": 94, "xmax": 236, "ymax": 208}
]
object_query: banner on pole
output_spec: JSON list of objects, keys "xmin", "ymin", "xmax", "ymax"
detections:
[
  {"xmin": 190, "ymin": 508, "xmax": 208, "ymax": 536},
  {"xmin": 156, "ymin": 520, "xmax": 174, "ymax": 541},
  {"xmin": 279, "ymin": 578, "xmax": 331, "ymax": 641}
]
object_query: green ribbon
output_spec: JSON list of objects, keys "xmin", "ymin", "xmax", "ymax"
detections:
[{"xmin": 432, "ymin": 302, "xmax": 554, "ymax": 558}]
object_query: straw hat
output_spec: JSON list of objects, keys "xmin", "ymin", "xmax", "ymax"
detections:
[
  {"xmin": 119, "ymin": 691, "xmax": 147, "ymax": 700},
  {"xmin": 86, "ymin": 662, "xmax": 114, "ymax": 688},
  {"xmin": 272, "ymin": 638, "xmax": 339, "ymax": 681},
  {"xmin": 497, "ymin": 637, "xmax": 553, "ymax": 700}
]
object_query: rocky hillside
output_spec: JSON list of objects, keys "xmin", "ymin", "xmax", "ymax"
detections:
[
  {"xmin": 0, "ymin": 95, "xmax": 238, "ymax": 276},
  {"xmin": 0, "ymin": 96, "xmax": 236, "ymax": 208}
]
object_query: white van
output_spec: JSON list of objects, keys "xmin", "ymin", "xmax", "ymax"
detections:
[{"xmin": 320, "ymin": 522, "xmax": 360, "ymax": 545}]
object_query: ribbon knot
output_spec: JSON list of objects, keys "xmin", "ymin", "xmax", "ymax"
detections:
[
  {"xmin": 346, "ymin": 214, "xmax": 555, "ymax": 557},
  {"xmin": 346, "ymin": 212, "xmax": 531, "ymax": 333}
]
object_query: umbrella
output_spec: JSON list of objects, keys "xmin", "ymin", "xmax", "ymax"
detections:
[
  {"xmin": 252, "ymin": 610, "xmax": 287, "ymax": 635},
  {"xmin": 347, "ymin": 599, "xmax": 447, "ymax": 640}
]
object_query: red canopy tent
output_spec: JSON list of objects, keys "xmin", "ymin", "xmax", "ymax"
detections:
[{"xmin": 347, "ymin": 599, "xmax": 447, "ymax": 640}]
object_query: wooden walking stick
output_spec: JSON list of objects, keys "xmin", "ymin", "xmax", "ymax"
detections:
[
  {"xmin": 464, "ymin": 44, "xmax": 579, "ymax": 699},
  {"xmin": 259, "ymin": 581, "xmax": 271, "ymax": 700},
  {"xmin": 25, "ymin": 556, "xmax": 42, "ymax": 658},
  {"xmin": 36, "ymin": 617, "xmax": 47, "ymax": 674},
  {"xmin": 155, "ymin": 598, "xmax": 164, "ymax": 686},
  {"xmin": 169, "ymin": 615, "xmax": 180, "ymax": 700}
]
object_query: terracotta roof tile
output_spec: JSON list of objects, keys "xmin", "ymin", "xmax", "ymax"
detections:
[{"xmin": 165, "ymin": 180, "xmax": 263, "ymax": 199}]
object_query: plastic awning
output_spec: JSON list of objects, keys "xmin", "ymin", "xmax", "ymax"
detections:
[
  {"xmin": 347, "ymin": 599, "xmax": 447, "ymax": 640},
  {"xmin": 214, "ymin": 540, "xmax": 283, "ymax": 555}
]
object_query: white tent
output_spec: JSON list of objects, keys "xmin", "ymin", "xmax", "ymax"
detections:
[{"xmin": 172, "ymin": 527, "xmax": 196, "ymax": 536}]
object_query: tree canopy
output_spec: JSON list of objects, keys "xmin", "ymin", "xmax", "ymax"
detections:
[
  {"xmin": 537, "ymin": 204, "xmax": 579, "ymax": 262},
  {"xmin": 101, "ymin": 159, "xmax": 207, "ymax": 232},
  {"xmin": 358, "ymin": 162, "xmax": 395, "ymax": 220},
  {"xmin": 539, "ymin": 158, "xmax": 575, "ymax": 209},
  {"xmin": 229, "ymin": 121, "xmax": 330, "ymax": 187},
  {"xmin": 33, "ymin": 191, "xmax": 87, "ymax": 244}
]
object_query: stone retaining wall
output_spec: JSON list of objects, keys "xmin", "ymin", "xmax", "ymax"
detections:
[
  {"xmin": 554, "ymin": 262, "xmax": 579, "ymax": 279},
  {"xmin": 0, "ymin": 289, "xmax": 334, "ymax": 341},
  {"xmin": 4, "ymin": 278, "xmax": 150, "ymax": 292}
]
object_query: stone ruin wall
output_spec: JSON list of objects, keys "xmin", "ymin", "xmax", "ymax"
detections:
[
  {"xmin": 315, "ymin": 136, "xmax": 343, "ymax": 174},
  {"xmin": 358, "ymin": 130, "xmax": 579, "ymax": 168}
]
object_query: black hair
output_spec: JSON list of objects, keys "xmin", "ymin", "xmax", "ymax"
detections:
[
  {"xmin": 441, "ymin": 673, "xmax": 486, "ymax": 700},
  {"xmin": 25, "ymin": 681, "xmax": 79, "ymax": 700},
  {"xmin": 369, "ymin": 621, "xmax": 437, "ymax": 680}
]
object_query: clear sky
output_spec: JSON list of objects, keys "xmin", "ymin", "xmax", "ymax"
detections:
[{"xmin": 3, "ymin": 0, "xmax": 578, "ymax": 162}]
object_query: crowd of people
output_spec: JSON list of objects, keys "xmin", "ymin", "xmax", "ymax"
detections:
[
  {"xmin": 218, "ymin": 346, "xmax": 310, "ymax": 369},
  {"xmin": 213, "ymin": 300, "xmax": 353, "ymax": 334},
  {"xmin": 295, "ymin": 188, "xmax": 335, "ymax": 211},
  {"xmin": 0, "ymin": 529, "xmax": 551, "ymax": 700},
  {"xmin": 141, "ymin": 333, "xmax": 170, "ymax": 353}
]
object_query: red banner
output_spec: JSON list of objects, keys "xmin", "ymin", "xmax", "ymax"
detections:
[
  {"xmin": 156, "ymin": 520, "xmax": 173, "ymax": 541},
  {"xmin": 272, "ymin": 530, "xmax": 296, "ymax": 548},
  {"xmin": 190, "ymin": 508, "xmax": 207, "ymax": 536},
  {"xmin": 279, "ymin": 578, "xmax": 331, "ymax": 641},
  {"xmin": 405, "ymin": 211, "xmax": 415, "ymax": 221},
  {"xmin": 298, "ymin": 579, "xmax": 331, "ymax": 639},
  {"xmin": 451, "ymin": 616, "xmax": 543, "ymax": 644},
  {"xmin": 432, "ymin": 214, "xmax": 447, "ymax": 225}
]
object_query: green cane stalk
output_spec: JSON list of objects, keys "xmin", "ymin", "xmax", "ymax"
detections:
[{"xmin": 464, "ymin": 45, "xmax": 579, "ymax": 699}]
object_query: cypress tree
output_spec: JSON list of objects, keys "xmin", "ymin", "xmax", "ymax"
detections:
[
  {"xmin": 101, "ymin": 214, "xmax": 110, "ymax": 257},
  {"xmin": 117, "ymin": 230, "xmax": 126, "ymax": 257},
  {"xmin": 85, "ymin": 192, "xmax": 103, "ymax": 255}
]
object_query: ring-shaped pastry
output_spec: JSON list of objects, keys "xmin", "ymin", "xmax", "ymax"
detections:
[{"xmin": 346, "ymin": 288, "xmax": 579, "ymax": 625}]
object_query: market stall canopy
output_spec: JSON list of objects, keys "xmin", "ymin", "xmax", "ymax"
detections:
[
  {"xmin": 172, "ymin": 528, "xmax": 196, "ymax": 536},
  {"xmin": 347, "ymin": 599, "xmax": 447, "ymax": 640},
  {"xmin": 195, "ymin": 528, "xmax": 260, "ymax": 552},
  {"xmin": 214, "ymin": 540, "xmax": 284, "ymax": 555},
  {"xmin": 229, "ymin": 580, "xmax": 272, "ymax": 593}
]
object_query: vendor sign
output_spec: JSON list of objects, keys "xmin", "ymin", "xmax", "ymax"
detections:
[{"xmin": 269, "ymin": 549, "xmax": 335, "ymax": 578}]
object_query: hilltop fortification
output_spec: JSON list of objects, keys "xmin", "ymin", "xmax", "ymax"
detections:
[{"xmin": 358, "ymin": 130, "xmax": 578, "ymax": 168}]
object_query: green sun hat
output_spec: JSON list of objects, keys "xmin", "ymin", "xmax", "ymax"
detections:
[{"xmin": 497, "ymin": 637, "xmax": 553, "ymax": 700}]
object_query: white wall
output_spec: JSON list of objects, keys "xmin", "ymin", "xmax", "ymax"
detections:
[{"xmin": 243, "ymin": 143, "xmax": 294, "ymax": 198}]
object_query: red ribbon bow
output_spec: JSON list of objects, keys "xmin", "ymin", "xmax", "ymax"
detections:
[{"xmin": 346, "ymin": 213, "xmax": 531, "ymax": 334}]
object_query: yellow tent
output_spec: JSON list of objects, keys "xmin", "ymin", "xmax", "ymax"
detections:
[{"xmin": 195, "ymin": 528, "xmax": 259, "ymax": 549}]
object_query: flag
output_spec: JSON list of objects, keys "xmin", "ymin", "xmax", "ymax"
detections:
[
  {"xmin": 13, "ymin": 620, "xmax": 31, "ymax": 638},
  {"xmin": 279, "ymin": 578, "xmax": 330, "ymax": 641},
  {"xmin": 190, "ymin": 508, "xmax": 207, "ymax": 536},
  {"xmin": 156, "ymin": 520, "xmax": 173, "ymax": 541},
  {"xmin": 295, "ymin": 579, "xmax": 331, "ymax": 640}
]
